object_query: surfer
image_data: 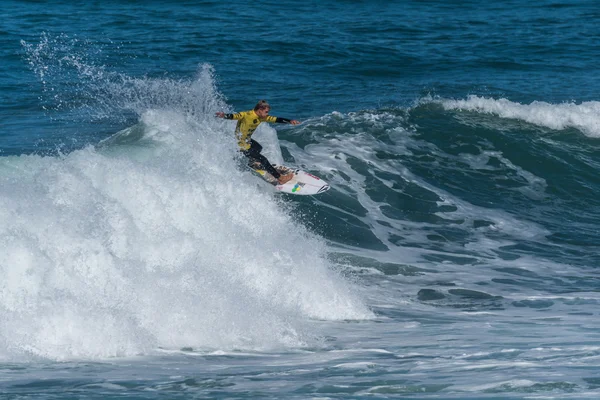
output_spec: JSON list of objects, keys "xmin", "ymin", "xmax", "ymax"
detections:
[{"xmin": 216, "ymin": 100, "xmax": 300, "ymax": 185}]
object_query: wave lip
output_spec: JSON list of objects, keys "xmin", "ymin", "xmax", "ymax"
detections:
[{"xmin": 439, "ymin": 95, "xmax": 600, "ymax": 137}]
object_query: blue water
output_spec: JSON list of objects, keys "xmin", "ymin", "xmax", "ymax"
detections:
[{"xmin": 2, "ymin": 1, "xmax": 600, "ymax": 398}]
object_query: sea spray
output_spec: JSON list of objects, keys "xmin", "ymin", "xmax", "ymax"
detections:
[{"xmin": 1, "ymin": 39, "xmax": 372, "ymax": 361}]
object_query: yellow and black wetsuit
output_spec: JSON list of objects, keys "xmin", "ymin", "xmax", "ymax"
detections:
[{"xmin": 222, "ymin": 110, "xmax": 292, "ymax": 178}]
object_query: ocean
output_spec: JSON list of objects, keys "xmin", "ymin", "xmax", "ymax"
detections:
[{"xmin": 2, "ymin": 0, "xmax": 600, "ymax": 398}]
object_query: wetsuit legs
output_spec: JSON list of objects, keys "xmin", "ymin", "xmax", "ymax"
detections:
[{"xmin": 242, "ymin": 140, "xmax": 281, "ymax": 179}]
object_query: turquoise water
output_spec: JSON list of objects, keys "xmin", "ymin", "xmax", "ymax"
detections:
[{"xmin": 2, "ymin": 1, "xmax": 600, "ymax": 398}]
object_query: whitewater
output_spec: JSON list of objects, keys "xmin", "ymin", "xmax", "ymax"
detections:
[{"xmin": 0, "ymin": 69, "xmax": 373, "ymax": 362}]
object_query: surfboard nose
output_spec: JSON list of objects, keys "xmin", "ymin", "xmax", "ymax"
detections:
[{"xmin": 317, "ymin": 185, "xmax": 330, "ymax": 194}]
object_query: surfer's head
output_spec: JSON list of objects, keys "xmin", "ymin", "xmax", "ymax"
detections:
[
  {"xmin": 254, "ymin": 100, "xmax": 270, "ymax": 112},
  {"xmin": 254, "ymin": 100, "xmax": 271, "ymax": 118}
]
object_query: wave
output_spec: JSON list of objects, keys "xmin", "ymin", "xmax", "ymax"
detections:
[
  {"xmin": 10, "ymin": 33, "xmax": 600, "ymax": 363},
  {"xmin": 1, "ymin": 46, "xmax": 372, "ymax": 361},
  {"xmin": 435, "ymin": 95, "xmax": 600, "ymax": 137}
]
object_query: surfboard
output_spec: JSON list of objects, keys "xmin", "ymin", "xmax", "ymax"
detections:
[{"xmin": 254, "ymin": 165, "xmax": 330, "ymax": 195}]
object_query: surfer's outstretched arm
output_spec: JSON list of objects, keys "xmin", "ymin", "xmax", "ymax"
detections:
[
  {"xmin": 272, "ymin": 116, "xmax": 301, "ymax": 125},
  {"xmin": 215, "ymin": 112, "xmax": 242, "ymax": 120}
]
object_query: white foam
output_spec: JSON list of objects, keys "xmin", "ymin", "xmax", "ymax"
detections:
[
  {"xmin": 459, "ymin": 379, "xmax": 538, "ymax": 392},
  {"xmin": 0, "ymin": 68, "xmax": 372, "ymax": 361},
  {"xmin": 440, "ymin": 95, "xmax": 600, "ymax": 137}
]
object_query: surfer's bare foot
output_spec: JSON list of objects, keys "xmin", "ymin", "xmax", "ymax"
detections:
[{"xmin": 278, "ymin": 173, "xmax": 293, "ymax": 185}]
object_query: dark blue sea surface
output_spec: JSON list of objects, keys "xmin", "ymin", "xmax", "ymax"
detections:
[{"xmin": 2, "ymin": 1, "xmax": 600, "ymax": 398}]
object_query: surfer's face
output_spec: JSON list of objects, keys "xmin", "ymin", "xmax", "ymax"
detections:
[{"xmin": 255, "ymin": 107, "xmax": 270, "ymax": 118}]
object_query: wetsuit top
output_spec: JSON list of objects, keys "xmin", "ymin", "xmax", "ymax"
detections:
[{"xmin": 223, "ymin": 110, "xmax": 291, "ymax": 150}]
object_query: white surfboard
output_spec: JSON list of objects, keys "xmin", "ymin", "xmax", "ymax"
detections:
[{"xmin": 255, "ymin": 166, "xmax": 330, "ymax": 195}]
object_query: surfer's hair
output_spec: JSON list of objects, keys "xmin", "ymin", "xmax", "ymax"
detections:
[{"xmin": 254, "ymin": 100, "xmax": 270, "ymax": 111}]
